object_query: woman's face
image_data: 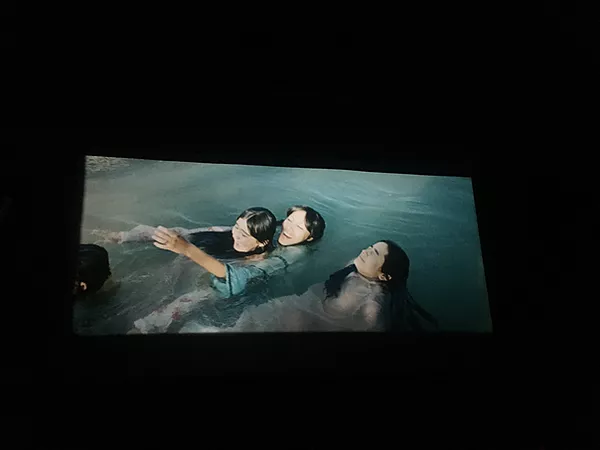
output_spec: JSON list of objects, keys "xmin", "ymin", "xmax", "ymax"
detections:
[
  {"xmin": 354, "ymin": 242, "xmax": 390, "ymax": 280},
  {"xmin": 232, "ymin": 217, "xmax": 265, "ymax": 253},
  {"xmin": 278, "ymin": 210, "xmax": 312, "ymax": 246}
]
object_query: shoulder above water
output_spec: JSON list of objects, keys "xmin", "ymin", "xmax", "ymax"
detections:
[{"xmin": 273, "ymin": 244, "xmax": 307, "ymax": 259}]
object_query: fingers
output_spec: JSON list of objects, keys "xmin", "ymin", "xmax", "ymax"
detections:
[
  {"xmin": 154, "ymin": 226, "xmax": 180, "ymax": 243},
  {"xmin": 153, "ymin": 227, "xmax": 173, "ymax": 240},
  {"xmin": 154, "ymin": 242, "xmax": 169, "ymax": 250},
  {"xmin": 157, "ymin": 226, "xmax": 176, "ymax": 237},
  {"xmin": 153, "ymin": 231, "xmax": 170, "ymax": 244}
]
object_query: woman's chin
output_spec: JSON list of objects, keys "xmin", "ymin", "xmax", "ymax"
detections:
[{"xmin": 235, "ymin": 244, "xmax": 255, "ymax": 254}]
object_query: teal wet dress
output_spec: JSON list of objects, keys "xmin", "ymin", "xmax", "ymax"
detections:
[
  {"xmin": 211, "ymin": 245, "xmax": 305, "ymax": 297},
  {"xmin": 132, "ymin": 244, "xmax": 307, "ymax": 333}
]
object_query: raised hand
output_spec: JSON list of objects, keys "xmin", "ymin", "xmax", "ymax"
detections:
[{"xmin": 152, "ymin": 226, "xmax": 190, "ymax": 255}]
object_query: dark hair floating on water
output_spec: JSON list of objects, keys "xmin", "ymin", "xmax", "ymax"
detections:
[
  {"xmin": 323, "ymin": 241, "xmax": 408, "ymax": 301},
  {"xmin": 401, "ymin": 290, "xmax": 439, "ymax": 331},
  {"xmin": 323, "ymin": 241, "xmax": 438, "ymax": 331},
  {"xmin": 324, "ymin": 264, "xmax": 357, "ymax": 300},
  {"xmin": 76, "ymin": 244, "xmax": 111, "ymax": 296}
]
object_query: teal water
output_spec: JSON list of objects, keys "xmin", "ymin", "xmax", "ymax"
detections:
[{"xmin": 75, "ymin": 157, "xmax": 492, "ymax": 334}]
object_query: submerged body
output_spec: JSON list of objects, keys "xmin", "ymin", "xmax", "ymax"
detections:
[
  {"xmin": 180, "ymin": 267, "xmax": 390, "ymax": 333},
  {"xmin": 132, "ymin": 239, "xmax": 308, "ymax": 333},
  {"xmin": 180, "ymin": 240, "xmax": 437, "ymax": 333},
  {"xmin": 80, "ymin": 160, "xmax": 490, "ymax": 334}
]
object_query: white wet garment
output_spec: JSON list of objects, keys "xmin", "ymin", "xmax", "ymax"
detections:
[
  {"xmin": 131, "ymin": 244, "xmax": 308, "ymax": 333},
  {"xmin": 133, "ymin": 288, "xmax": 213, "ymax": 333},
  {"xmin": 180, "ymin": 271, "xmax": 389, "ymax": 333}
]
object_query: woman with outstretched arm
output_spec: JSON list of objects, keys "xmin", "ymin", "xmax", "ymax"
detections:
[{"xmin": 129, "ymin": 206, "xmax": 327, "ymax": 333}]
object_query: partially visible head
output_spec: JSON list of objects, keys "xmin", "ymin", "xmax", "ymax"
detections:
[
  {"xmin": 231, "ymin": 207, "xmax": 277, "ymax": 253},
  {"xmin": 74, "ymin": 244, "xmax": 111, "ymax": 297},
  {"xmin": 278, "ymin": 205, "xmax": 326, "ymax": 246},
  {"xmin": 353, "ymin": 240, "xmax": 409, "ymax": 285}
]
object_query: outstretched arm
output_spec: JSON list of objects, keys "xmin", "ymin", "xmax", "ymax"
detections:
[
  {"xmin": 178, "ymin": 225, "xmax": 232, "ymax": 234},
  {"xmin": 201, "ymin": 226, "xmax": 232, "ymax": 232},
  {"xmin": 92, "ymin": 225, "xmax": 155, "ymax": 243},
  {"xmin": 92, "ymin": 224, "xmax": 231, "ymax": 244},
  {"xmin": 153, "ymin": 226, "xmax": 226, "ymax": 278}
]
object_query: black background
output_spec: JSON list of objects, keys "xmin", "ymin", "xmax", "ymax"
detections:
[{"xmin": 3, "ymin": 3, "xmax": 597, "ymax": 448}]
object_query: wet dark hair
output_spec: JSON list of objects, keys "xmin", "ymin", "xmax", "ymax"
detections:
[
  {"xmin": 324, "ymin": 240, "xmax": 437, "ymax": 331},
  {"xmin": 75, "ymin": 244, "xmax": 111, "ymax": 296},
  {"xmin": 188, "ymin": 232, "xmax": 247, "ymax": 259},
  {"xmin": 188, "ymin": 207, "xmax": 277, "ymax": 258},
  {"xmin": 280, "ymin": 205, "xmax": 326, "ymax": 242},
  {"xmin": 380, "ymin": 240, "xmax": 410, "ymax": 287},
  {"xmin": 238, "ymin": 207, "xmax": 277, "ymax": 251}
]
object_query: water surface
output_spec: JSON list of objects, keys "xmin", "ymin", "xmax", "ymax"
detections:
[{"xmin": 75, "ymin": 157, "xmax": 491, "ymax": 334}]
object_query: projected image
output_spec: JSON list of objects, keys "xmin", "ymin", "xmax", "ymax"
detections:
[{"xmin": 74, "ymin": 156, "xmax": 491, "ymax": 334}]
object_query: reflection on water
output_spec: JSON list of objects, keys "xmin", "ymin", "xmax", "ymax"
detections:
[{"xmin": 75, "ymin": 157, "xmax": 491, "ymax": 334}]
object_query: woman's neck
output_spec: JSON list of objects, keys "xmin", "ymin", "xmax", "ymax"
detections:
[{"xmin": 354, "ymin": 270, "xmax": 381, "ymax": 284}]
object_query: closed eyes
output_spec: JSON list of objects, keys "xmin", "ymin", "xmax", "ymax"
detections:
[
  {"xmin": 287, "ymin": 217, "xmax": 306, "ymax": 232},
  {"xmin": 234, "ymin": 224, "xmax": 250, "ymax": 237}
]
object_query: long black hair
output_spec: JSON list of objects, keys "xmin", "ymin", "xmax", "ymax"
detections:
[
  {"xmin": 323, "ymin": 240, "xmax": 438, "ymax": 331},
  {"xmin": 276, "ymin": 205, "xmax": 326, "ymax": 243},
  {"xmin": 75, "ymin": 244, "xmax": 111, "ymax": 297},
  {"xmin": 188, "ymin": 207, "xmax": 277, "ymax": 259}
]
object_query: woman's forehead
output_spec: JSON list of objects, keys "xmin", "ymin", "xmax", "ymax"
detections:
[
  {"xmin": 288, "ymin": 210, "xmax": 307, "ymax": 225},
  {"xmin": 235, "ymin": 217, "xmax": 250, "ymax": 233},
  {"xmin": 373, "ymin": 241, "xmax": 389, "ymax": 256}
]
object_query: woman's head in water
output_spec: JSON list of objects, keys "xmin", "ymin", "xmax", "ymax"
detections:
[
  {"xmin": 354, "ymin": 240, "xmax": 409, "ymax": 284},
  {"xmin": 325, "ymin": 240, "xmax": 409, "ymax": 300},
  {"xmin": 278, "ymin": 205, "xmax": 326, "ymax": 246},
  {"xmin": 74, "ymin": 244, "xmax": 111, "ymax": 297},
  {"xmin": 325, "ymin": 242, "xmax": 436, "ymax": 331},
  {"xmin": 232, "ymin": 207, "xmax": 277, "ymax": 253}
]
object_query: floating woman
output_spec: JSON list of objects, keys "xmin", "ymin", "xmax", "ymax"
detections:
[{"xmin": 179, "ymin": 240, "xmax": 438, "ymax": 333}]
